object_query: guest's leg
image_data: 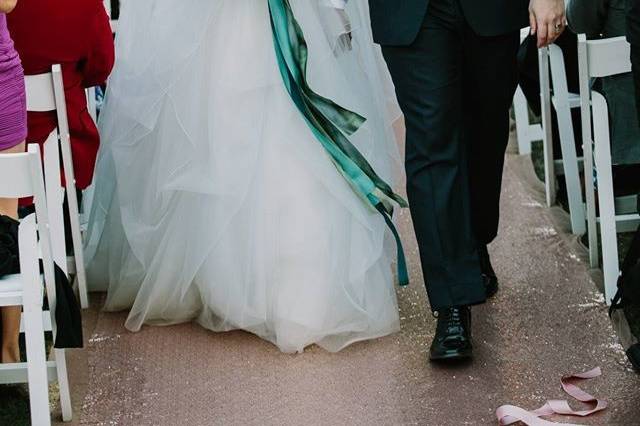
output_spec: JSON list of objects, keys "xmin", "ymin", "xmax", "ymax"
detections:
[
  {"xmin": 0, "ymin": 142, "xmax": 25, "ymax": 219},
  {"xmin": 0, "ymin": 141, "xmax": 25, "ymax": 363},
  {"xmin": 1, "ymin": 306, "xmax": 21, "ymax": 363},
  {"xmin": 382, "ymin": 1, "xmax": 485, "ymax": 312},
  {"xmin": 463, "ymin": 28, "xmax": 520, "ymax": 246}
]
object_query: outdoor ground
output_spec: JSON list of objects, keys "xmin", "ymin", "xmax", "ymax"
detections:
[{"xmin": 2, "ymin": 130, "xmax": 640, "ymax": 425}]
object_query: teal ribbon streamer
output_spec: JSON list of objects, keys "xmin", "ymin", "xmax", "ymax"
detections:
[{"xmin": 267, "ymin": 0, "xmax": 409, "ymax": 286}]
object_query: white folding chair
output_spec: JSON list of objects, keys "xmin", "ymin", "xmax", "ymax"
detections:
[
  {"xmin": 514, "ymin": 87, "xmax": 544, "ymax": 155},
  {"xmin": 104, "ymin": 0, "xmax": 118, "ymax": 33},
  {"xmin": 0, "ymin": 145, "xmax": 73, "ymax": 424},
  {"xmin": 103, "ymin": 0, "xmax": 111, "ymax": 16},
  {"xmin": 538, "ymin": 46, "xmax": 558, "ymax": 208},
  {"xmin": 538, "ymin": 44, "xmax": 588, "ymax": 235},
  {"xmin": 578, "ymin": 34, "xmax": 640, "ymax": 303},
  {"xmin": 514, "ymin": 28, "xmax": 544, "ymax": 156},
  {"xmin": 25, "ymin": 65, "xmax": 89, "ymax": 309}
]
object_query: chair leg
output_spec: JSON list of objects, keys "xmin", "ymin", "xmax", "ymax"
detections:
[
  {"xmin": 43, "ymin": 133, "xmax": 69, "ymax": 274},
  {"xmin": 547, "ymin": 44, "xmax": 586, "ymax": 235},
  {"xmin": 554, "ymin": 100, "xmax": 586, "ymax": 235},
  {"xmin": 592, "ymin": 94, "xmax": 619, "ymax": 304},
  {"xmin": 24, "ymin": 307, "xmax": 52, "ymax": 426},
  {"xmin": 66, "ymin": 187, "xmax": 89, "ymax": 309},
  {"xmin": 19, "ymin": 215, "xmax": 52, "ymax": 425},
  {"xmin": 514, "ymin": 86, "xmax": 533, "ymax": 155},
  {"xmin": 53, "ymin": 348, "xmax": 73, "ymax": 421},
  {"xmin": 539, "ymin": 48, "xmax": 557, "ymax": 206},
  {"xmin": 584, "ymin": 130, "xmax": 600, "ymax": 268}
]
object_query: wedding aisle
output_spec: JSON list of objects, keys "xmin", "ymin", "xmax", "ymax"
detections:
[{"xmin": 56, "ymin": 136, "xmax": 640, "ymax": 425}]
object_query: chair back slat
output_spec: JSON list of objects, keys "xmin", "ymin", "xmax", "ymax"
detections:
[
  {"xmin": 18, "ymin": 214, "xmax": 40, "ymax": 310},
  {"xmin": 42, "ymin": 131, "xmax": 68, "ymax": 273},
  {"xmin": 21, "ymin": 64, "xmax": 89, "ymax": 309},
  {"xmin": 0, "ymin": 150, "xmax": 37, "ymax": 198},
  {"xmin": 25, "ymin": 72, "xmax": 56, "ymax": 112},
  {"xmin": 584, "ymin": 36, "xmax": 632, "ymax": 78}
]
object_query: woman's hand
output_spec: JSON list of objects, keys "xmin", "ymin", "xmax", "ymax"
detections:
[
  {"xmin": 0, "ymin": 0, "xmax": 18, "ymax": 13},
  {"xmin": 529, "ymin": 0, "xmax": 566, "ymax": 48}
]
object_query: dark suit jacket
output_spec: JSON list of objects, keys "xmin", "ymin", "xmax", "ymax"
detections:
[{"xmin": 369, "ymin": 0, "xmax": 530, "ymax": 46}]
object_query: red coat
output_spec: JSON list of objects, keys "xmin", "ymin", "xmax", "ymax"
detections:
[{"xmin": 7, "ymin": 0, "xmax": 114, "ymax": 190}]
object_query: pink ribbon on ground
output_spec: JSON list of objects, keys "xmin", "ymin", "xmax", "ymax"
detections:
[{"xmin": 496, "ymin": 367, "xmax": 608, "ymax": 426}]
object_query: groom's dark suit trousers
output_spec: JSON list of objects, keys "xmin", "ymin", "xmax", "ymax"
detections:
[{"xmin": 380, "ymin": 0, "xmax": 521, "ymax": 310}]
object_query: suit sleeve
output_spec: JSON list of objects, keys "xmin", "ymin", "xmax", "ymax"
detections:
[
  {"xmin": 82, "ymin": 1, "xmax": 115, "ymax": 88},
  {"xmin": 566, "ymin": 0, "xmax": 609, "ymax": 37}
]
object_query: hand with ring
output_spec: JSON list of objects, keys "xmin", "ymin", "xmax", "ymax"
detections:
[{"xmin": 529, "ymin": 0, "xmax": 566, "ymax": 48}]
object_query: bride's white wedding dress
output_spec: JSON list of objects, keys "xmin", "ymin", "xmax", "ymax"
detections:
[{"xmin": 85, "ymin": 0, "xmax": 403, "ymax": 353}]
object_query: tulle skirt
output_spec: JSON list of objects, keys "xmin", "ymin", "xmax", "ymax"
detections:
[{"xmin": 85, "ymin": 0, "xmax": 403, "ymax": 353}]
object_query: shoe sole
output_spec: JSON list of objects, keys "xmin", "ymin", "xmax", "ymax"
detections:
[
  {"xmin": 429, "ymin": 349, "xmax": 473, "ymax": 362},
  {"xmin": 485, "ymin": 278, "xmax": 499, "ymax": 299},
  {"xmin": 486, "ymin": 285, "xmax": 499, "ymax": 299}
]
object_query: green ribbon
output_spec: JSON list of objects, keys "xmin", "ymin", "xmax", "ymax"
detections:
[{"xmin": 267, "ymin": 0, "xmax": 409, "ymax": 286}]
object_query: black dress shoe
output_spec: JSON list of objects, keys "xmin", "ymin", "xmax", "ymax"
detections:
[
  {"xmin": 479, "ymin": 245, "xmax": 499, "ymax": 298},
  {"xmin": 429, "ymin": 306, "xmax": 473, "ymax": 361}
]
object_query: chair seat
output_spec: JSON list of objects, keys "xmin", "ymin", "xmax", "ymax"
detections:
[{"xmin": 0, "ymin": 273, "xmax": 44, "ymax": 307}]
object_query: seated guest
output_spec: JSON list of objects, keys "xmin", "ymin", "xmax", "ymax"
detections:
[
  {"xmin": 567, "ymin": 0, "xmax": 640, "ymax": 172},
  {"xmin": 7, "ymin": 0, "xmax": 115, "ymax": 196},
  {"xmin": 0, "ymin": 0, "xmax": 25, "ymax": 364}
]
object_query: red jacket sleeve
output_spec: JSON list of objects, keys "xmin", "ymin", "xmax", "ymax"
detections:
[{"xmin": 82, "ymin": 1, "xmax": 115, "ymax": 88}]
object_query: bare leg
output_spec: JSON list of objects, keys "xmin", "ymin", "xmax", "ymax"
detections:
[
  {"xmin": 2, "ymin": 306, "xmax": 22, "ymax": 363},
  {"xmin": 0, "ymin": 141, "xmax": 25, "ymax": 219},
  {"xmin": 0, "ymin": 141, "xmax": 25, "ymax": 363}
]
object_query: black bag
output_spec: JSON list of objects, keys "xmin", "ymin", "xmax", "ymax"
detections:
[
  {"xmin": 609, "ymin": 196, "xmax": 640, "ymax": 371},
  {"xmin": 51, "ymin": 263, "xmax": 83, "ymax": 349}
]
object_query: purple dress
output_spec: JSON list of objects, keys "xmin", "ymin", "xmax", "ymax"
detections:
[{"xmin": 0, "ymin": 12, "xmax": 26, "ymax": 150}]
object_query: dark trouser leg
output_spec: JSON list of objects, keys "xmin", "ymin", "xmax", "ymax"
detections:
[
  {"xmin": 463, "ymin": 27, "xmax": 520, "ymax": 245},
  {"xmin": 628, "ymin": 0, "xmax": 640, "ymax": 124},
  {"xmin": 382, "ymin": 1, "xmax": 485, "ymax": 311}
]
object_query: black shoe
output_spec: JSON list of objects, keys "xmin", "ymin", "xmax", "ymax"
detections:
[
  {"xmin": 479, "ymin": 245, "xmax": 499, "ymax": 298},
  {"xmin": 0, "ymin": 215, "xmax": 20, "ymax": 273},
  {"xmin": 429, "ymin": 306, "xmax": 473, "ymax": 362}
]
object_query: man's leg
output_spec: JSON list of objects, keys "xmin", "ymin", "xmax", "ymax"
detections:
[
  {"xmin": 628, "ymin": 0, "xmax": 640, "ymax": 124},
  {"xmin": 382, "ymin": 0, "xmax": 485, "ymax": 312},
  {"xmin": 463, "ymin": 27, "xmax": 520, "ymax": 246}
]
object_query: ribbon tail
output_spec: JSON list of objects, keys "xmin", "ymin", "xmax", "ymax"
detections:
[
  {"xmin": 268, "ymin": 0, "xmax": 410, "ymax": 286},
  {"xmin": 375, "ymin": 204, "xmax": 409, "ymax": 287}
]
